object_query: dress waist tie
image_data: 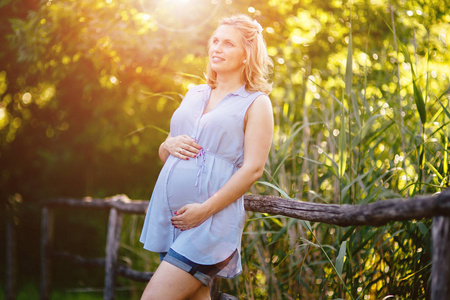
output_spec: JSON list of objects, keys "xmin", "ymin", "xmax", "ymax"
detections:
[
  {"xmin": 194, "ymin": 148, "xmax": 206, "ymax": 193},
  {"xmin": 194, "ymin": 149, "xmax": 241, "ymax": 194}
]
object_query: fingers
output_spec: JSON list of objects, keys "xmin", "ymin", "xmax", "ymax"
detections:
[
  {"xmin": 178, "ymin": 136, "xmax": 202, "ymax": 157},
  {"xmin": 176, "ymin": 147, "xmax": 191, "ymax": 160},
  {"xmin": 175, "ymin": 206, "xmax": 187, "ymax": 216},
  {"xmin": 170, "ymin": 204, "xmax": 208, "ymax": 231},
  {"xmin": 171, "ymin": 207, "xmax": 184, "ymax": 223},
  {"xmin": 184, "ymin": 144, "xmax": 202, "ymax": 154},
  {"xmin": 166, "ymin": 135, "xmax": 202, "ymax": 160},
  {"xmin": 171, "ymin": 206, "xmax": 196, "ymax": 231},
  {"xmin": 172, "ymin": 223, "xmax": 191, "ymax": 231},
  {"xmin": 171, "ymin": 216, "xmax": 192, "ymax": 231}
]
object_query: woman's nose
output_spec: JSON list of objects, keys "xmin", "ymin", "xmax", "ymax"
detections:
[{"xmin": 214, "ymin": 42, "xmax": 224, "ymax": 52}]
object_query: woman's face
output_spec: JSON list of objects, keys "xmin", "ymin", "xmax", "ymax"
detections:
[{"xmin": 209, "ymin": 25, "xmax": 246, "ymax": 77}]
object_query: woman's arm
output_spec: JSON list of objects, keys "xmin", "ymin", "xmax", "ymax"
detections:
[
  {"xmin": 159, "ymin": 133, "xmax": 202, "ymax": 163},
  {"xmin": 172, "ymin": 94, "xmax": 274, "ymax": 229},
  {"xmin": 158, "ymin": 134, "xmax": 171, "ymax": 163}
]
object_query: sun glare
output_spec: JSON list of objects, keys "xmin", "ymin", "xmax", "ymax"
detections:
[{"xmin": 139, "ymin": 0, "xmax": 222, "ymax": 32}]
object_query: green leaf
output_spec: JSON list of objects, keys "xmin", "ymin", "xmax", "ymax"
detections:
[
  {"xmin": 419, "ymin": 143, "xmax": 425, "ymax": 170},
  {"xmin": 437, "ymin": 98, "xmax": 450, "ymax": 119},
  {"xmin": 351, "ymin": 114, "xmax": 382, "ymax": 148},
  {"xmin": 339, "ymin": 105, "xmax": 347, "ymax": 178},
  {"xmin": 345, "ymin": 31, "xmax": 353, "ymax": 96},
  {"xmin": 300, "ymin": 220, "xmax": 312, "ymax": 232},
  {"xmin": 256, "ymin": 181, "xmax": 292, "ymax": 199},
  {"xmin": 0, "ymin": 0, "xmax": 11, "ymax": 8},
  {"xmin": 444, "ymin": 140, "xmax": 449, "ymax": 175},
  {"xmin": 437, "ymin": 85, "xmax": 450, "ymax": 101},
  {"xmin": 341, "ymin": 171, "xmax": 370, "ymax": 198},
  {"xmin": 399, "ymin": 41, "xmax": 416, "ymax": 75},
  {"xmin": 416, "ymin": 222, "xmax": 429, "ymax": 236},
  {"xmin": 309, "ymin": 79, "xmax": 347, "ymax": 112},
  {"xmin": 412, "ymin": 78, "xmax": 427, "ymax": 125},
  {"xmin": 336, "ymin": 240, "xmax": 347, "ymax": 276},
  {"xmin": 297, "ymin": 155, "xmax": 324, "ymax": 165},
  {"xmin": 316, "ymin": 146, "xmax": 339, "ymax": 171},
  {"xmin": 279, "ymin": 122, "xmax": 323, "ymax": 156},
  {"xmin": 399, "ymin": 40, "xmax": 427, "ymax": 125},
  {"xmin": 351, "ymin": 91, "xmax": 361, "ymax": 129},
  {"xmin": 426, "ymin": 162, "xmax": 443, "ymax": 181},
  {"xmin": 126, "ymin": 125, "xmax": 168, "ymax": 136}
]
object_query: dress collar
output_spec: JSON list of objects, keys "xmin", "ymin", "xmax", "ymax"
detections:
[
  {"xmin": 230, "ymin": 85, "xmax": 250, "ymax": 97},
  {"xmin": 197, "ymin": 84, "xmax": 250, "ymax": 98}
]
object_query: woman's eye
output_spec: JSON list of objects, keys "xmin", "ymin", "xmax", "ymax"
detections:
[{"xmin": 226, "ymin": 42, "xmax": 233, "ymax": 47}]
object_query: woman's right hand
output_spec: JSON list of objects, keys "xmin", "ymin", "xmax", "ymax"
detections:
[{"xmin": 163, "ymin": 134, "xmax": 202, "ymax": 160}]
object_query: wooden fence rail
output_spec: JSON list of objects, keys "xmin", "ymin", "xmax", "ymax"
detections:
[{"xmin": 11, "ymin": 189, "xmax": 450, "ymax": 299}]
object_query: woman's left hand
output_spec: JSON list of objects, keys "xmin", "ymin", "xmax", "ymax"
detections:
[{"xmin": 171, "ymin": 203, "xmax": 210, "ymax": 231}]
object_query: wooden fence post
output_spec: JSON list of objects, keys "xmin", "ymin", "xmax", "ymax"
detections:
[
  {"xmin": 431, "ymin": 215, "xmax": 450, "ymax": 300},
  {"xmin": 210, "ymin": 277, "xmax": 220, "ymax": 300},
  {"xmin": 6, "ymin": 218, "xmax": 17, "ymax": 300},
  {"xmin": 6, "ymin": 193, "xmax": 22, "ymax": 300},
  {"xmin": 104, "ymin": 207, "xmax": 123, "ymax": 300},
  {"xmin": 39, "ymin": 192, "xmax": 450, "ymax": 299},
  {"xmin": 40, "ymin": 207, "xmax": 54, "ymax": 300}
]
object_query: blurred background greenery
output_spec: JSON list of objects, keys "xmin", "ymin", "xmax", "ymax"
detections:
[{"xmin": 1, "ymin": 0, "xmax": 449, "ymax": 299}]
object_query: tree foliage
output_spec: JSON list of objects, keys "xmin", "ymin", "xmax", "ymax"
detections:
[{"xmin": 1, "ymin": 0, "xmax": 449, "ymax": 298}]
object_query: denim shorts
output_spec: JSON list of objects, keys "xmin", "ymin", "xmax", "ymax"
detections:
[{"xmin": 159, "ymin": 249, "xmax": 220, "ymax": 286}]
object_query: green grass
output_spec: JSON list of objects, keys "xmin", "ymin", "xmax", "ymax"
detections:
[{"xmin": 0, "ymin": 282, "xmax": 147, "ymax": 300}]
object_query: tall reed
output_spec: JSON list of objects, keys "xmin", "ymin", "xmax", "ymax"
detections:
[{"xmin": 222, "ymin": 8, "xmax": 449, "ymax": 300}]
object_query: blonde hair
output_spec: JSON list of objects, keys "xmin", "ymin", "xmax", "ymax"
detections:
[{"xmin": 206, "ymin": 14, "xmax": 273, "ymax": 94}]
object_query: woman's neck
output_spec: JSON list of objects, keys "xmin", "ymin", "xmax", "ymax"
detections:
[{"xmin": 214, "ymin": 74, "xmax": 244, "ymax": 93}]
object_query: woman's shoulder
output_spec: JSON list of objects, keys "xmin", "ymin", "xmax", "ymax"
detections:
[
  {"xmin": 181, "ymin": 84, "xmax": 210, "ymax": 103},
  {"xmin": 250, "ymin": 91, "xmax": 271, "ymax": 105},
  {"xmin": 186, "ymin": 84, "xmax": 210, "ymax": 94},
  {"xmin": 248, "ymin": 93, "xmax": 272, "ymax": 114},
  {"xmin": 245, "ymin": 86, "xmax": 270, "ymax": 99}
]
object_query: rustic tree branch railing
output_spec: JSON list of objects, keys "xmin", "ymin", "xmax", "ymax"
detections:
[{"xmin": 37, "ymin": 189, "xmax": 450, "ymax": 300}]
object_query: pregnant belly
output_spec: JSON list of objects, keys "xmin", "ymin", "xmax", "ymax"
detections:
[{"xmin": 166, "ymin": 159, "xmax": 202, "ymax": 211}]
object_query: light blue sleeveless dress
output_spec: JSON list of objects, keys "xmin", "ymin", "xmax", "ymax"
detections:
[{"xmin": 139, "ymin": 84, "xmax": 266, "ymax": 278}]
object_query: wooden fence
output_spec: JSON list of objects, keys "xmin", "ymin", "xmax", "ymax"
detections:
[{"xmin": 5, "ymin": 189, "xmax": 450, "ymax": 299}]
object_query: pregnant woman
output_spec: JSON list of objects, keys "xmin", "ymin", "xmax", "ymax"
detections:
[{"xmin": 140, "ymin": 14, "xmax": 274, "ymax": 300}]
